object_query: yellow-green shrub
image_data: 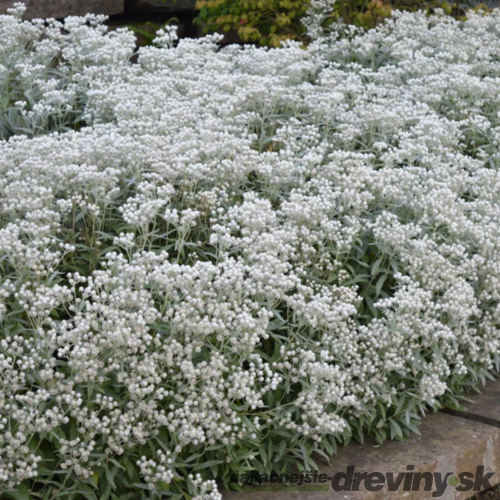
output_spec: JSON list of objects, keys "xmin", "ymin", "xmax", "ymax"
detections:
[
  {"xmin": 194, "ymin": 0, "xmax": 310, "ymax": 46},
  {"xmin": 193, "ymin": 0, "xmax": 397, "ymax": 46}
]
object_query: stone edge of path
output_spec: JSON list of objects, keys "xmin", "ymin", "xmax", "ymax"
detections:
[
  {"xmin": 222, "ymin": 380, "xmax": 500, "ymax": 500},
  {"xmin": 0, "ymin": 0, "xmax": 124, "ymax": 19},
  {"xmin": 0, "ymin": 0, "xmax": 195, "ymax": 18}
]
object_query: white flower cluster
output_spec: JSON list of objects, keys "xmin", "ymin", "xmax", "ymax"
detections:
[
  {"xmin": 1, "ymin": 5, "xmax": 500, "ymax": 497},
  {"xmin": 0, "ymin": 2, "xmax": 135, "ymax": 139},
  {"xmin": 302, "ymin": 0, "xmax": 338, "ymax": 39}
]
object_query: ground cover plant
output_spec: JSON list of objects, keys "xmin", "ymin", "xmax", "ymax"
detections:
[{"xmin": 1, "ymin": 2, "xmax": 500, "ymax": 499}]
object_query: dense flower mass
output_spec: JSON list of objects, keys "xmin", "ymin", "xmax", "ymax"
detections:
[{"xmin": 1, "ymin": 3, "xmax": 500, "ymax": 498}]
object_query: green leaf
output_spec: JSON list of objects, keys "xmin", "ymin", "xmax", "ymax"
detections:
[
  {"xmin": 193, "ymin": 460, "xmax": 224, "ymax": 471},
  {"xmin": 375, "ymin": 273, "xmax": 387, "ymax": 296},
  {"xmin": 259, "ymin": 443, "xmax": 268, "ymax": 466},
  {"xmin": 371, "ymin": 257, "xmax": 383, "ymax": 276},
  {"xmin": 3, "ymin": 484, "xmax": 30, "ymax": 500},
  {"xmin": 275, "ymin": 440, "xmax": 287, "ymax": 462},
  {"xmin": 389, "ymin": 420, "xmax": 403, "ymax": 440}
]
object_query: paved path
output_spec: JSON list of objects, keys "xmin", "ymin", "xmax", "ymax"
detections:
[{"xmin": 223, "ymin": 381, "xmax": 500, "ymax": 500}]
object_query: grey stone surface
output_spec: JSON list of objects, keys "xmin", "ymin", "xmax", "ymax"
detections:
[
  {"xmin": 222, "ymin": 384, "xmax": 500, "ymax": 500},
  {"xmin": 0, "ymin": 0, "xmax": 124, "ymax": 19},
  {"xmin": 126, "ymin": 0, "xmax": 195, "ymax": 12},
  {"xmin": 457, "ymin": 380, "xmax": 500, "ymax": 425}
]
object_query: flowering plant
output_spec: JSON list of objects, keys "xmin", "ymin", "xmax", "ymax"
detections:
[{"xmin": 1, "ymin": 3, "xmax": 500, "ymax": 500}]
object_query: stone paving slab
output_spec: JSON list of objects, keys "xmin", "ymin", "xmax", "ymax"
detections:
[
  {"xmin": 0, "ymin": 0, "xmax": 124, "ymax": 19},
  {"xmin": 222, "ymin": 382, "xmax": 500, "ymax": 500},
  {"xmin": 443, "ymin": 382, "xmax": 500, "ymax": 428}
]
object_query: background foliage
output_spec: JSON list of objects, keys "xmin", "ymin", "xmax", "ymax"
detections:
[{"xmin": 194, "ymin": 0, "xmax": 496, "ymax": 46}]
